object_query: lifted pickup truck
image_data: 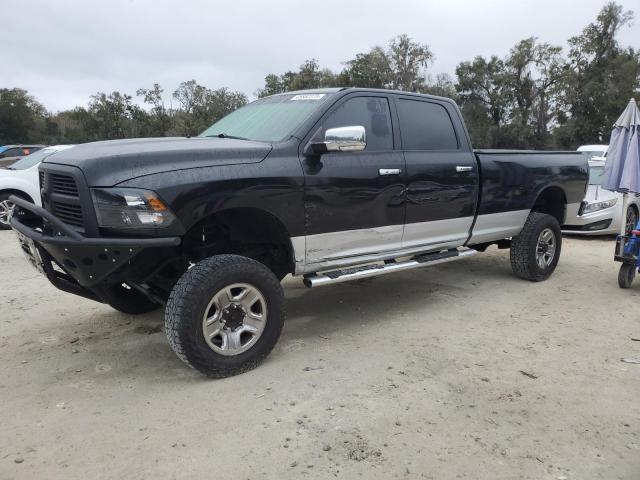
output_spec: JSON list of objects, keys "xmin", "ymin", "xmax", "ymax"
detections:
[{"xmin": 10, "ymin": 88, "xmax": 588, "ymax": 377}]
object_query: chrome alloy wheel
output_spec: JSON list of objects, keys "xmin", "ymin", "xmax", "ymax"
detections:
[
  {"xmin": 0, "ymin": 200, "xmax": 14, "ymax": 226},
  {"xmin": 535, "ymin": 228, "xmax": 556, "ymax": 269},
  {"xmin": 202, "ymin": 283, "xmax": 267, "ymax": 356}
]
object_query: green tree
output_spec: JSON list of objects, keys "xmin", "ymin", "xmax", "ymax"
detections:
[
  {"xmin": 501, "ymin": 38, "xmax": 568, "ymax": 147},
  {"xmin": 137, "ymin": 83, "xmax": 171, "ymax": 136},
  {"xmin": 340, "ymin": 35, "xmax": 434, "ymax": 91},
  {"xmin": 0, "ymin": 88, "xmax": 47, "ymax": 144},
  {"xmin": 85, "ymin": 91, "xmax": 151, "ymax": 140},
  {"xmin": 455, "ymin": 55, "xmax": 508, "ymax": 147},
  {"xmin": 424, "ymin": 73, "xmax": 458, "ymax": 100},
  {"xmin": 256, "ymin": 59, "xmax": 337, "ymax": 97},
  {"xmin": 340, "ymin": 47, "xmax": 392, "ymax": 88},
  {"xmin": 173, "ymin": 80, "xmax": 247, "ymax": 135},
  {"xmin": 558, "ymin": 2, "xmax": 640, "ymax": 146},
  {"xmin": 385, "ymin": 34, "xmax": 434, "ymax": 91}
]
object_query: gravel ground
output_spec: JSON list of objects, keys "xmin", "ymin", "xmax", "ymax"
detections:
[{"xmin": 0, "ymin": 230, "xmax": 639, "ymax": 479}]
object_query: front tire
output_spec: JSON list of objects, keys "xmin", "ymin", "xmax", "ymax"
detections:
[
  {"xmin": 618, "ymin": 264, "xmax": 636, "ymax": 289},
  {"xmin": 510, "ymin": 212, "xmax": 562, "ymax": 282},
  {"xmin": 165, "ymin": 255, "xmax": 285, "ymax": 378}
]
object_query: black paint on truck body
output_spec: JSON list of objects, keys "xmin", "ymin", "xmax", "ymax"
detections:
[{"xmin": 12, "ymin": 87, "xmax": 588, "ymax": 302}]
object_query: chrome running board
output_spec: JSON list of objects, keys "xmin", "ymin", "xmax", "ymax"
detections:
[{"xmin": 303, "ymin": 248, "xmax": 477, "ymax": 288}]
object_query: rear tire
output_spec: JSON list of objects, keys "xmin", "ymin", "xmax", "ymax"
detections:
[
  {"xmin": 618, "ymin": 264, "xmax": 636, "ymax": 289},
  {"xmin": 510, "ymin": 212, "xmax": 562, "ymax": 282},
  {"xmin": 165, "ymin": 255, "xmax": 285, "ymax": 378},
  {"xmin": 97, "ymin": 284, "xmax": 161, "ymax": 314}
]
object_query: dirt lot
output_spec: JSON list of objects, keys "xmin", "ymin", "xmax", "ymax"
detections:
[{"xmin": 1, "ymin": 230, "xmax": 639, "ymax": 480}]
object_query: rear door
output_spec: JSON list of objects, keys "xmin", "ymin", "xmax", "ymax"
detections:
[
  {"xmin": 395, "ymin": 97, "xmax": 478, "ymax": 250},
  {"xmin": 301, "ymin": 94, "xmax": 406, "ymax": 265}
]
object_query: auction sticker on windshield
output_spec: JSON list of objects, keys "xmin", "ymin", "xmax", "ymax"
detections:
[{"xmin": 291, "ymin": 94, "xmax": 325, "ymax": 101}]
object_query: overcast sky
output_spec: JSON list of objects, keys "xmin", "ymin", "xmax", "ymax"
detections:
[{"xmin": 2, "ymin": 0, "xmax": 639, "ymax": 112}]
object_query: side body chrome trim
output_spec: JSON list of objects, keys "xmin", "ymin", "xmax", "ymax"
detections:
[
  {"xmin": 305, "ymin": 224, "xmax": 403, "ymax": 266},
  {"xmin": 292, "ymin": 210, "xmax": 535, "ymax": 275},
  {"xmin": 467, "ymin": 210, "xmax": 530, "ymax": 244},
  {"xmin": 293, "ymin": 218, "xmax": 471, "ymax": 275},
  {"xmin": 402, "ymin": 216, "xmax": 474, "ymax": 251}
]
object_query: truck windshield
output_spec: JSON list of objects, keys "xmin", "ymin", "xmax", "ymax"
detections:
[
  {"xmin": 589, "ymin": 165, "xmax": 604, "ymax": 185},
  {"xmin": 199, "ymin": 93, "xmax": 333, "ymax": 143}
]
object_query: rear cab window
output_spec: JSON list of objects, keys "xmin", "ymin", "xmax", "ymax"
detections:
[{"xmin": 396, "ymin": 98, "xmax": 458, "ymax": 150}]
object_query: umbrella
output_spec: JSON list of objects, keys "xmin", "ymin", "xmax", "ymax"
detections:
[{"xmin": 601, "ymin": 98, "xmax": 640, "ymax": 235}]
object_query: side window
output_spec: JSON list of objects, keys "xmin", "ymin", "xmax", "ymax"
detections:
[
  {"xmin": 322, "ymin": 97, "xmax": 393, "ymax": 151},
  {"xmin": 3, "ymin": 148, "xmax": 21, "ymax": 156},
  {"xmin": 397, "ymin": 99, "xmax": 458, "ymax": 150}
]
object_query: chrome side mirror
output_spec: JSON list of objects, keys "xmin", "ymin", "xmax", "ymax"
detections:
[{"xmin": 310, "ymin": 126, "xmax": 366, "ymax": 154}]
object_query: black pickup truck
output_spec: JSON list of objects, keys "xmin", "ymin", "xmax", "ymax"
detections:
[{"xmin": 10, "ymin": 88, "xmax": 588, "ymax": 377}]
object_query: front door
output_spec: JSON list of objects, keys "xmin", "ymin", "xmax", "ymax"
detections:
[
  {"xmin": 395, "ymin": 97, "xmax": 478, "ymax": 251},
  {"xmin": 301, "ymin": 94, "xmax": 405, "ymax": 266}
]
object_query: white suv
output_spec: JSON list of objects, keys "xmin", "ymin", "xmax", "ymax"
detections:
[{"xmin": 0, "ymin": 145, "xmax": 75, "ymax": 229}]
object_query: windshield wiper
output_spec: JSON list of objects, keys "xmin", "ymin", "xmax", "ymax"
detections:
[{"xmin": 207, "ymin": 133, "xmax": 250, "ymax": 141}]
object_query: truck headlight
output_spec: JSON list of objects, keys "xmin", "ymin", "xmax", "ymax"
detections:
[
  {"xmin": 582, "ymin": 198, "xmax": 617, "ymax": 214},
  {"xmin": 91, "ymin": 188, "xmax": 176, "ymax": 228}
]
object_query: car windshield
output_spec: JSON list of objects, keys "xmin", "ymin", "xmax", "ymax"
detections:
[
  {"xmin": 589, "ymin": 165, "xmax": 605, "ymax": 185},
  {"xmin": 6, "ymin": 148, "xmax": 58, "ymax": 170},
  {"xmin": 199, "ymin": 93, "xmax": 334, "ymax": 142}
]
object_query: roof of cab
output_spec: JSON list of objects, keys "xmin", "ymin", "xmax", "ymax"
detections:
[{"xmin": 273, "ymin": 87, "xmax": 457, "ymax": 105}]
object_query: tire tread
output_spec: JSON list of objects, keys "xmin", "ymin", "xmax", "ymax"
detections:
[
  {"xmin": 510, "ymin": 212, "xmax": 561, "ymax": 282},
  {"xmin": 165, "ymin": 255, "xmax": 284, "ymax": 378}
]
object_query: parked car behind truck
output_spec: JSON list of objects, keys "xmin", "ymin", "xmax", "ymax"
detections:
[
  {"xmin": 577, "ymin": 144, "xmax": 608, "ymax": 160},
  {"xmin": 563, "ymin": 157, "xmax": 640, "ymax": 235},
  {"xmin": 10, "ymin": 88, "xmax": 588, "ymax": 377},
  {"xmin": 0, "ymin": 145, "xmax": 74, "ymax": 229},
  {"xmin": 0, "ymin": 145, "xmax": 46, "ymax": 168}
]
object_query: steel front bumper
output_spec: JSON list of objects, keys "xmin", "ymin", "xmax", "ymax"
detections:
[{"xmin": 9, "ymin": 196, "xmax": 181, "ymax": 301}]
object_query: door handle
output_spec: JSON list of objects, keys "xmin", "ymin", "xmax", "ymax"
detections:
[
  {"xmin": 456, "ymin": 166, "xmax": 473, "ymax": 173},
  {"xmin": 379, "ymin": 168, "xmax": 401, "ymax": 176}
]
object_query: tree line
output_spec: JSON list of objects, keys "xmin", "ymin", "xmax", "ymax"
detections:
[{"xmin": 0, "ymin": 2, "xmax": 638, "ymax": 149}]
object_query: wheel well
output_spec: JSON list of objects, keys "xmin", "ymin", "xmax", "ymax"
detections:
[
  {"xmin": 0, "ymin": 189, "xmax": 33, "ymax": 203},
  {"xmin": 181, "ymin": 208, "xmax": 294, "ymax": 278},
  {"xmin": 532, "ymin": 187, "xmax": 566, "ymax": 225}
]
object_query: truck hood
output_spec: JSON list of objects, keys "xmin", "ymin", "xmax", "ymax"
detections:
[{"xmin": 43, "ymin": 137, "xmax": 272, "ymax": 186}]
